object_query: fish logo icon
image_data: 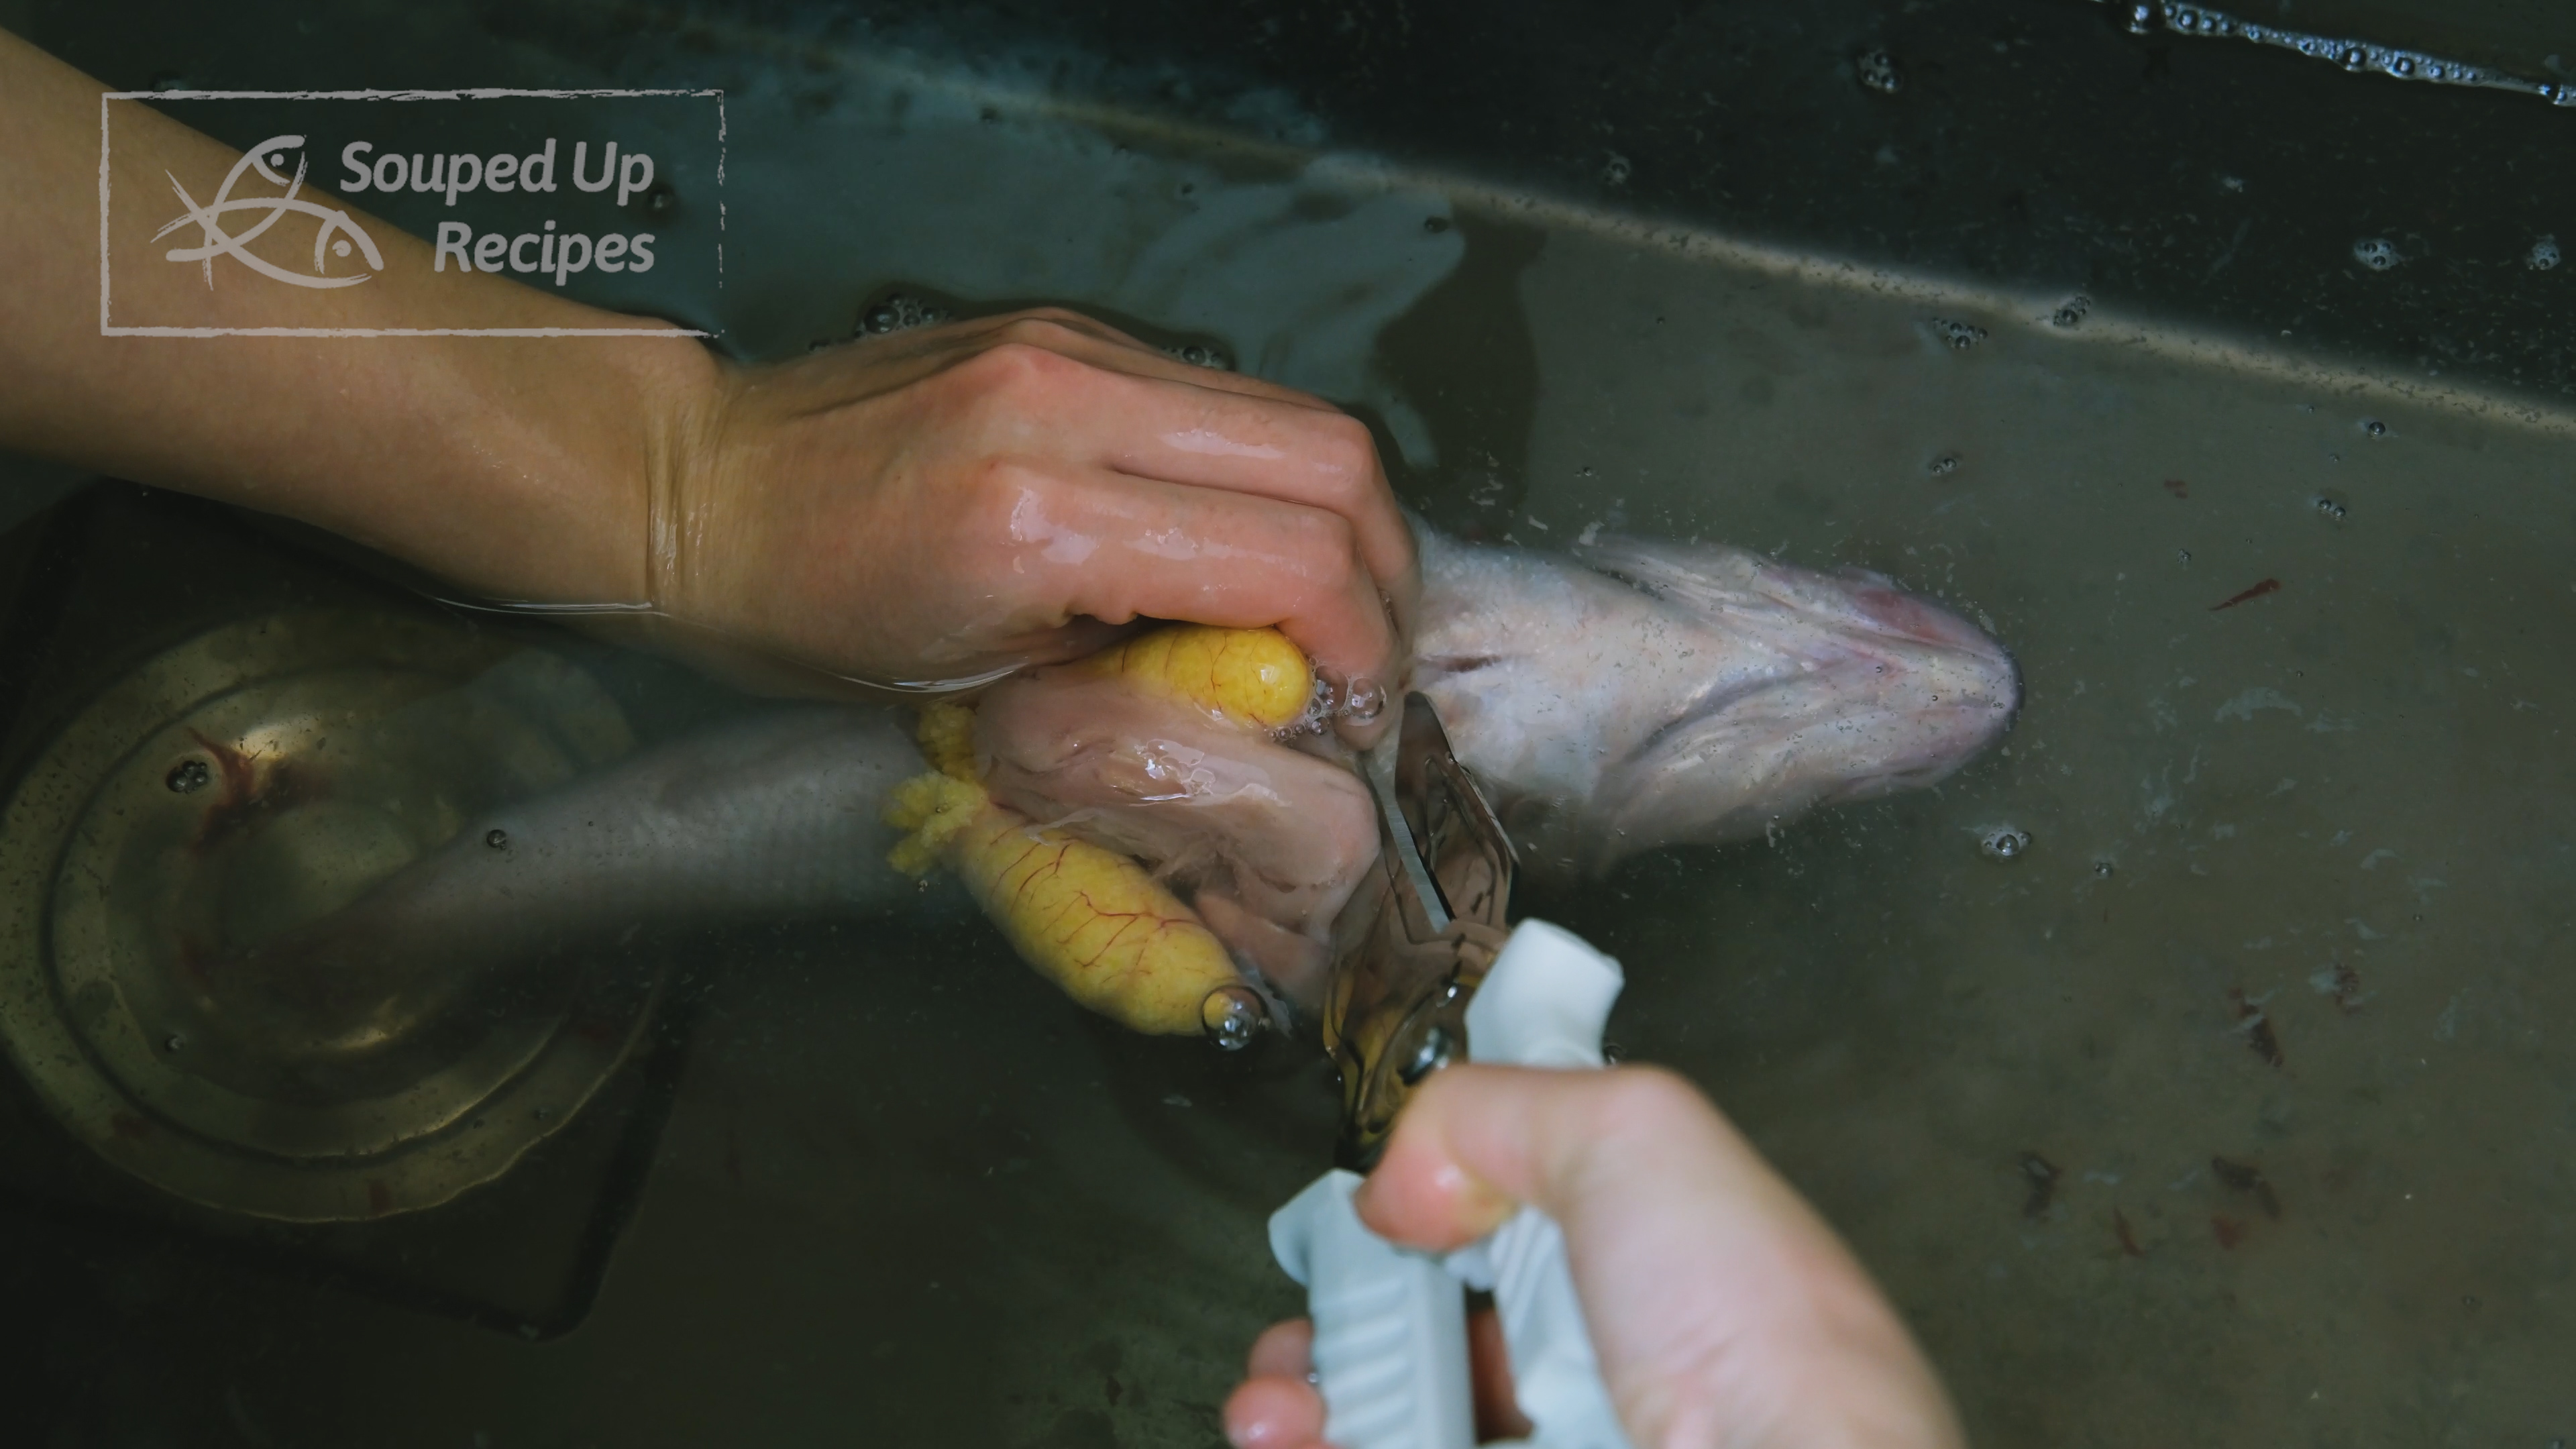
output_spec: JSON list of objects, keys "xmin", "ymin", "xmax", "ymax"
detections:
[{"xmin": 155, "ymin": 133, "xmax": 384, "ymax": 289}]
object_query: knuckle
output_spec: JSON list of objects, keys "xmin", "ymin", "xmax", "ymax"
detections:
[
  {"xmin": 1297, "ymin": 511, "xmax": 1362, "ymax": 579},
  {"xmin": 961, "ymin": 337, "xmax": 1061, "ymax": 387},
  {"xmin": 1313, "ymin": 413, "xmax": 1381, "ymax": 483},
  {"xmin": 942, "ymin": 340, "xmax": 1089, "ymax": 419},
  {"xmin": 993, "ymin": 314, "xmax": 1089, "ymax": 354}
]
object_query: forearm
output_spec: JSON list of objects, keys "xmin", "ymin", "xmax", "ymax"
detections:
[{"xmin": 0, "ymin": 28, "xmax": 717, "ymax": 606}]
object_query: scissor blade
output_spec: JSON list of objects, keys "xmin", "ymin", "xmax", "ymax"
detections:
[{"xmin": 1365, "ymin": 740, "xmax": 1452, "ymax": 934}]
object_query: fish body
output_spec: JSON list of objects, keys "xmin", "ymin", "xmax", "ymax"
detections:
[
  {"xmin": 220, "ymin": 525, "xmax": 2017, "ymax": 1042},
  {"xmin": 210, "ymin": 706, "xmax": 928, "ymax": 1091}
]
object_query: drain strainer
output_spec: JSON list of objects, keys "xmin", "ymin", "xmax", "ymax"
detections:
[{"xmin": 0, "ymin": 610, "xmax": 659, "ymax": 1222}]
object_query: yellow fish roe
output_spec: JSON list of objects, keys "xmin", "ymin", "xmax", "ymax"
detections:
[
  {"xmin": 884, "ymin": 624, "xmax": 1312, "ymax": 1036},
  {"xmin": 1069, "ymin": 623, "xmax": 1314, "ymax": 731}
]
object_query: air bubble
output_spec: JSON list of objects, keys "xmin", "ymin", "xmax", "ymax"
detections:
[
  {"xmin": 484, "ymin": 828, "xmax": 510, "ymax": 850},
  {"xmin": 2315, "ymin": 497, "xmax": 2348, "ymax": 520},
  {"xmin": 1200, "ymin": 984, "xmax": 1269, "ymax": 1050},
  {"xmin": 2351, "ymin": 237, "xmax": 2401, "ymax": 270},
  {"xmin": 857, "ymin": 289, "xmax": 954, "ymax": 337},
  {"xmin": 1929, "ymin": 454, "xmax": 1961, "ymax": 476},
  {"xmin": 1164, "ymin": 341, "xmax": 1236, "ymax": 371},
  {"xmin": 2127, "ymin": 4, "xmax": 2158, "ymax": 37},
  {"xmin": 2342, "ymin": 47, "xmax": 2367, "ymax": 70},
  {"xmin": 1930, "ymin": 318, "xmax": 1989, "ymax": 350},
  {"xmin": 2051, "ymin": 295, "xmax": 2092, "ymax": 328},
  {"xmin": 2093, "ymin": 860, "xmax": 2116, "ymax": 879},
  {"xmin": 165, "ymin": 1033, "xmax": 186, "ymax": 1053},
  {"xmin": 2363, "ymin": 419, "xmax": 2387, "ymax": 437},
  {"xmin": 165, "ymin": 758, "xmax": 212, "ymax": 794},
  {"xmin": 1857, "ymin": 50, "xmax": 1902, "ymax": 94},
  {"xmin": 1980, "ymin": 827, "xmax": 2031, "ymax": 862},
  {"xmin": 2178, "ymin": 549, "xmax": 2192, "ymax": 563},
  {"xmin": 1602, "ymin": 152, "xmax": 1632, "ymax": 186},
  {"xmin": 2530, "ymin": 235, "xmax": 2562, "ymax": 270},
  {"xmin": 1342, "ymin": 678, "xmax": 1387, "ymax": 723}
]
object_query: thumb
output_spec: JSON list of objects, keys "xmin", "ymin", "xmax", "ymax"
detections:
[{"xmin": 1350, "ymin": 1065, "xmax": 1966, "ymax": 1449}]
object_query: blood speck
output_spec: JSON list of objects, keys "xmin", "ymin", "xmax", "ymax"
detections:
[
  {"xmin": 366, "ymin": 1179, "xmax": 394, "ymax": 1216},
  {"xmin": 2163, "ymin": 479, "xmax": 2190, "ymax": 498},
  {"xmin": 2114, "ymin": 1208, "xmax": 2145, "ymax": 1258},
  {"xmin": 110, "ymin": 1112, "xmax": 153, "ymax": 1140},
  {"xmin": 2212, "ymin": 1156, "xmax": 2284, "ymax": 1219},
  {"xmin": 2211, "ymin": 578, "xmax": 2283, "ymax": 611},
  {"xmin": 2227, "ymin": 988, "xmax": 2285, "ymax": 1067},
  {"xmin": 2212, "ymin": 1215, "xmax": 2249, "ymax": 1249}
]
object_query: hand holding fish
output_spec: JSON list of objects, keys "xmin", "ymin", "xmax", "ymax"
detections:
[
  {"xmin": 1222, "ymin": 1066, "xmax": 1968, "ymax": 1449},
  {"xmin": 641, "ymin": 309, "xmax": 1416, "ymax": 739}
]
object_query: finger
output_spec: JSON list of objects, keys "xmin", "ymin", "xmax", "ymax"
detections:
[
  {"xmin": 993, "ymin": 466, "xmax": 1402, "ymax": 714},
  {"xmin": 1245, "ymin": 1318, "xmax": 1316, "ymax": 1380},
  {"xmin": 1222, "ymin": 1375, "xmax": 1327, "ymax": 1449},
  {"xmin": 936, "ymin": 328, "xmax": 1417, "ymax": 633},
  {"xmin": 1054, "ymin": 368, "xmax": 1416, "ymax": 633}
]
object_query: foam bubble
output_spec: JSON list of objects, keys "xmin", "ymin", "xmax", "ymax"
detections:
[
  {"xmin": 2530, "ymin": 235, "xmax": 2563, "ymax": 271},
  {"xmin": 2351, "ymin": 237, "xmax": 2401, "ymax": 271},
  {"xmin": 1858, "ymin": 49, "xmax": 1902, "ymax": 94},
  {"xmin": 1980, "ymin": 826, "xmax": 2032, "ymax": 862}
]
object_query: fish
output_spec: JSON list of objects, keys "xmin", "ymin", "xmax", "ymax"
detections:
[{"xmin": 211, "ymin": 525, "xmax": 2015, "ymax": 1044}]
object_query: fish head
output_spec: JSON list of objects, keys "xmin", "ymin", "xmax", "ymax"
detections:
[
  {"xmin": 1423, "ymin": 533, "xmax": 2018, "ymax": 876},
  {"xmin": 1576, "ymin": 536, "xmax": 2018, "ymax": 864}
]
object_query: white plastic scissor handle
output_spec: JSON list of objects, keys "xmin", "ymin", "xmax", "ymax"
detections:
[{"xmin": 1270, "ymin": 920, "xmax": 1635, "ymax": 1449}]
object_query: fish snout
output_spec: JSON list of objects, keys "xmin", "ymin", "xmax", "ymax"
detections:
[{"xmin": 1841, "ymin": 574, "xmax": 2005, "ymax": 655}]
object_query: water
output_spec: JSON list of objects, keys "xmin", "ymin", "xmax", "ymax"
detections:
[{"xmin": 6, "ymin": 3, "xmax": 2575, "ymax": 1447}]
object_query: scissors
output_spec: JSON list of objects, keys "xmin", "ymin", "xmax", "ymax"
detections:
[
  {"xmin": 1269, "ymin": 693, "xmax": 1635, "ymax": 1449},
  {"xmin": 1322, "ymin": 690, "xmax": 1517, "ymax": 1170}
]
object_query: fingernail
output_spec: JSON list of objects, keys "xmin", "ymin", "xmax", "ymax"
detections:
[{"xmin": 1357, "ymin": 1160, "xmax": 1516, "ymax": 1242}]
